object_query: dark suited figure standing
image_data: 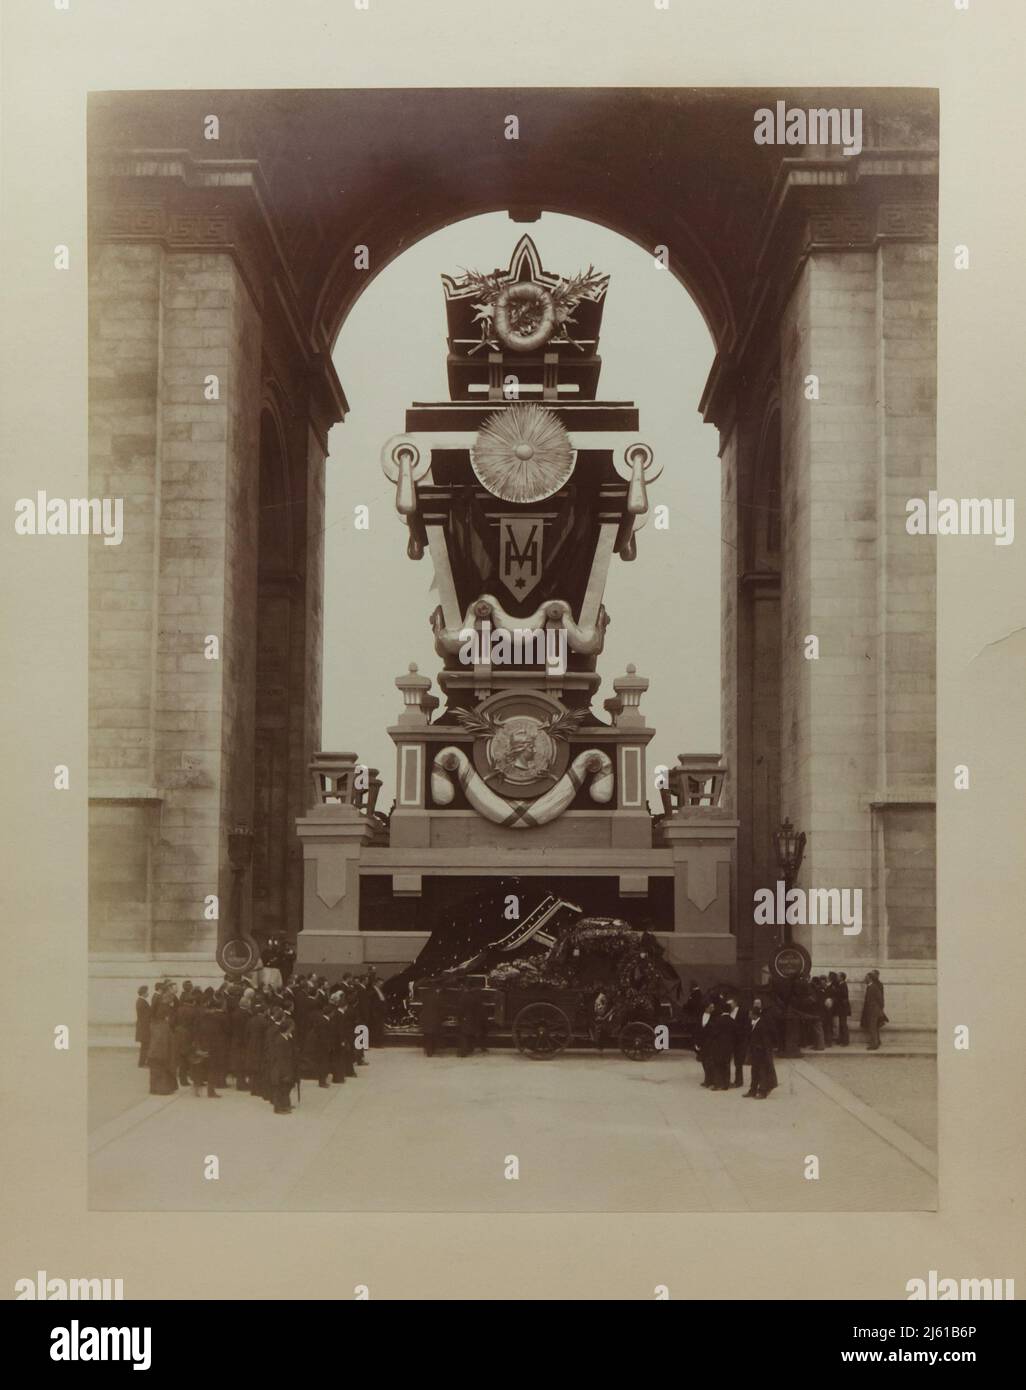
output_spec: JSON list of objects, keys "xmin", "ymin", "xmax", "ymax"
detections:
[
  {"xmin": 269, "ymin": 1015, "xmax": 298, "ymax": 1114},
  {"xmin": 744, "ymin": 998, "xmax": 779, "ymax": 1098},
  {"xmin": 175, "ymin": 990, "xmax": 199, "ymax": 1086},
  {"xmin": 190, "ymin": 997, "xmax": 226, "ymax": 1098},
  {"xmin": 696, "ymin": 1001, "xmax": 716, "ymax": 1086},
  {"xmin": 835, "ymin": 971, "xmax": 851, "ymax": 1045},
  {"xmin": 207, "ymin": 994, "xmax": 230, "ymax": 1089},
  {"xmin": 724, "ymin": 993, "xmax": 750, "ymax": 1088},
  {"xmin": 860, "ymin": 969, "xmax": 887, "ymax": 1050},
  {"xmin": 420, "ymin": 986, "xmax": 444, "ymax": 1057},
  {"xmin": 819, "ymin": 977, "xmax": 835, "ymax": 1048},
  {"xmin": 332, "ymin": 995, "xmax": 357, "ymax": 1080},
  {"xmin": 245, "ymin": 1001, "xmax": 269, "ymax": 1099},
  {"xmin": 229, "ymin": 1000, "xmax": 249, "ymax": 1089},
  {"xmin": 308, "ymin": 1001, "xmax": 334, "ymax": 1088},
  {"xmin": 457, "ymin": 983, "xmax": 487, "ymax": 1058},
  {"xmin": 706, "ymin": 1004, "xmax": 734, "ymax": 1091},
  {"xmin": 135, "ymin": 986, "xmax": 151, "ymax": 1068},
  {"xmin": 365, "ymin": 969, "xmax": 387, "ymax": 1047}
]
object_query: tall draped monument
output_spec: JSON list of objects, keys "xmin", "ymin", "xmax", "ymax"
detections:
[{"xmin": 295, "ymin": 236, "xmax": 737, "ymax": 975}]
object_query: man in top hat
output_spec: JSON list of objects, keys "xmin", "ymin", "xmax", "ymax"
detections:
[
  {"xmin": 268, "ymin": 1015, "xmax": 298, "ymax": 1115},
  {"xmin": 724, "ymin": 992, "xmax": 750, "ymax": 1088},
  {"xmin": 307, "ymin": 994, "xmax": 334, "ymax": 1088},
  {"xmin": 245, "ymin": 999, "xmax": 269, "ymax": 1100},
  {"xmin": 135, "ymin": 986, "xmax": 151, "ymax": 1068},
  {"xmin": 744, "ymin": 998, "xmax": 779, "ymax": 1099},
  {"xmin": 860, "ymin": 970, "xmax": 887, "ymax": 1050},
  {"xmin": 704, "ymin": 1002, "xmax": 734, "ymax": 1091}
]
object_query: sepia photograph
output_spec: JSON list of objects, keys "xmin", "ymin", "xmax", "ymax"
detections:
[
  {"xmin": 1, "ymin": 0, "xmax": 1023, "ymax": 1346},
  {"xmin": 84, "ymin": 87, "xmax": 939, "ymax": 1215}
]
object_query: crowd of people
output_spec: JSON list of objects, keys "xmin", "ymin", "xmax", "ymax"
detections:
[
  {"xmin": 687, "ymin": 990, "xmax": 778, "ymax": 1097},
  {"xmin": 683, "ymin": 969, "xmax": 889, "ymax": 1098},
  {"xmin": 134, "ymin": 969, "xmax": 388, "ymax": 1115},
  {"xmin": 132, "ymin": 955, "xmax": 890, "ymax": 1110}
]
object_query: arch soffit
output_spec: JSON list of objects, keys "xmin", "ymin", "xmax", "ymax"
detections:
[{"xmin": 314, "ymin": 189, "xmax": 735, "ymax": 359}]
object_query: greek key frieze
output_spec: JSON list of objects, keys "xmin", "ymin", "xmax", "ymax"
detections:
[{"xmin": 876, "ymin": 203, "xmax": 938, "ymax": 241}]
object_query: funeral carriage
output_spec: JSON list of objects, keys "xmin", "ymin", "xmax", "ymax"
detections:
[{"xmin": 409, "ymin": 895, "xmax": 681, "ymax": 1060}]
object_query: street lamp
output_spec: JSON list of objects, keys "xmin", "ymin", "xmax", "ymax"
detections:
[
  {"xmin": 773, "ymin": 818, "xmax": 806, "ymax": 936},
  {"xmin": 772, "ymin": 816, "xmax": 809, "ymax": 1058}
]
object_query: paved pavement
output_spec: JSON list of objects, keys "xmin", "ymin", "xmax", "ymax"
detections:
[{"xmin": 89, "ymin": 1046, "xmax": 937, "ymax": 1213}]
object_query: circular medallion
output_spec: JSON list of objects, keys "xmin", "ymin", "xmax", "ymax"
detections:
[
  {"xmin": 471, "ymin": 403, "xmax": 575, "ymax": 504},
  {"xmin": 489, "ymin": 715, "xmax": 556, "ymax": 786},
  {"xmin": 218, "ymin": 937, "xmax": 260, "ymax": 974},
  {"xmin": 769, "ymin": 943, "xmax": 812, "ymax": 982},
  {"xmin": 467, "ymin": 690, "xmax": 575, "ymax": 800}
]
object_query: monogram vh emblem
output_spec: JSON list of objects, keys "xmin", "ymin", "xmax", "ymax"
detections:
[{"xmin": 500, "ymin": 516, "xmax": 543, "ymax": 598}]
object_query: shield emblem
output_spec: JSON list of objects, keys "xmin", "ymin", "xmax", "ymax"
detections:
[{"xmin": 499, "ymin": 516, "xmax": 543, "ymax": 599}]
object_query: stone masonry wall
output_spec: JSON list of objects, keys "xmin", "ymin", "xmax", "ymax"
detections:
[
  {"xmin": 88, "ymin": 242, "xmax": 163, "ymax": 950},
  {"xmin": 780, "ymin": 243, "xmax": 936, "ymax": 967},
  {"xmin": 151, "ymin": 252, "xmax": 262, "ymax": 955},
  {"xmin": 781, "ymin": 250, "xmax": 881, "ymax": 965}
]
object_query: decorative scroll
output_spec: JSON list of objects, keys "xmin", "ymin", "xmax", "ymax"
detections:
[
  {"xmin": 431, "ymin": 746, "xmax": 614, "ymax": 828},
  {"xmin": 431, "ymin": 595, "xmax": 609, "ymax": 657}
]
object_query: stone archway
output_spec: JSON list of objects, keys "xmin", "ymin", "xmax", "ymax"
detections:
[{"xmin": 86, "ymin": 87, "xmax": 938, "ymax": 1037}]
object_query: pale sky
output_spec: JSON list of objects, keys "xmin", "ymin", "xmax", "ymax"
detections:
[{"xmin": 323, "ymin": 211, "xmax": 722, "ymax": 806}]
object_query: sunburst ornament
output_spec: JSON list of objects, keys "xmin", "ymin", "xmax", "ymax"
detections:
[{"xmin": 471, "ymin": 404, "xmax": 575, "ymax": 504}]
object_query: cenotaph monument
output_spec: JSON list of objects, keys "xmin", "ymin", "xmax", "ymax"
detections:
[{"xmin": 296, "ymin": 237, "xmax": 737, "ymax": 976}]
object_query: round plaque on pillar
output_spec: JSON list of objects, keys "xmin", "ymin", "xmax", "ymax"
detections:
[
  {"xmin": 218, "ymin": 937, "xmax": 260, "ymax": 975},
  {"xmin": 768, "ymin": 943, "xmax": 812, "ymax": 982}
]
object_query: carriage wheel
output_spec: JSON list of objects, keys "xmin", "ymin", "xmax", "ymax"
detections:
[
  {"xmin": 513, "ymin": 1002, "xmax": 573, "ymax": 1059},
  {"xmin": 619, "ymin": 1021, "xmax": 657, "ymax": 1061}
]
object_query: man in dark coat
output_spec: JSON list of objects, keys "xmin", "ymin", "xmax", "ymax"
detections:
[
  {"xmin": 724, "ymin": 993, "xmax": 750, "ymax": 1088},
  {"xmin": 744, "ymin": 998, "xmax": 779, "ymax": 1098},
  {"xmin": 366, "ymin": 969, "xmax": 387, "ymax": 1047},
  {"xmin": 135, "ymin": 986, "xmax": 151, "ymax": 1068},
  {"xmin": 307, "ymin": 1001, "xmax": 334, "ymax": 1088},
  {"xmin": 333, "ymin": 995, "xmax": 357, "ymax": 1080},
  {"xmin": 229, "ymin": 1001, "xmax": 250, "ymax": 1089},
  {"xmin": 420, "ymin": 986, "xmax": 444, "ymax": 1057},
  {"xmin": 147, "ymin": 1003, "xmax": 178, "ymax": 1095},
  {"xmin": 292, "ymin": 984, "xmax": 312, "ymax": 1054},
  {"xmin": 262, "ymin": 1007, "xmax": 284, "ymax": 1101},
  {"xmin": 836, "ymin": 971, "xmax": 851, "ymax": 1045},
  {"xmin": 268, "ymin": 1016, "xmax": 298, "ymax": 1114},
  {"xmin": 457, "ymin": 983, "xmax": 487, "ymax": 1058},
  {"xmin": 245, "ymin": 1002, "xmax": 269, "ymax": 1099},
  {"xmin": 860, "ymin": 970, "xmax": 887, "ymax": 1050},
  {"xmin": 696, "ymin": 1000, "xmax": 716, "ymax": 1087},
  {"xmin": 704, "ymin": 1004, "xmax": 734, "ymax": 1091},
  {"xmin": 190, "ymin": 999, "xmax": 227, "ymax": 1098},
  {"xmin": 174, "ymin": 991, "xmax": 199, "ymax": 1086}
]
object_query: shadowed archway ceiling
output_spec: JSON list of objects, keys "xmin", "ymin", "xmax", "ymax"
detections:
[{"xmin": 89, "ymin": 87, "xmax": 938, "ymax": 417}]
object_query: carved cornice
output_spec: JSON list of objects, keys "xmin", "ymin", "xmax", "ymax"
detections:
[
  {"xmin": 89, "ymin": 150, "xmax": 348, "ymax": 442},
  {"xmin": 701, "ymin": 150, "xmax": 938, "ymax": 436}
]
